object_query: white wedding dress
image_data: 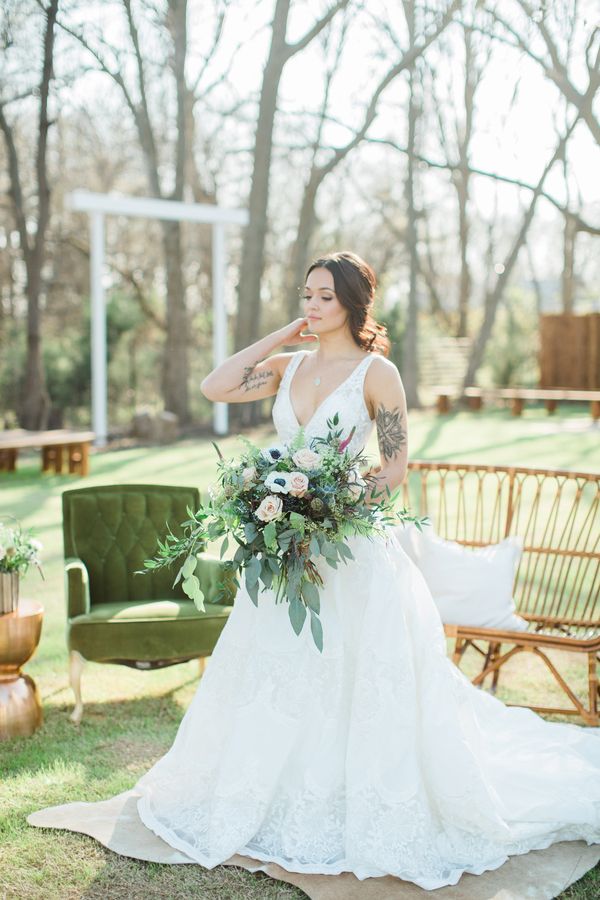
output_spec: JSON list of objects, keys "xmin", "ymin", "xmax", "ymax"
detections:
[{"xmin": 133, "ymin": 350, "xmax": 600, "ymax": 891}]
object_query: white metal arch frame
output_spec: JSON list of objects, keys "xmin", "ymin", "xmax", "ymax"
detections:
[{"xmin": 66, "ymin": 190, "xmax": 248, "ymax": 445}]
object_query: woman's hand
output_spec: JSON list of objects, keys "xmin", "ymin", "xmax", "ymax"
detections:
[{"xmin": 277, "ymin": 317, "xmax": 319, "ymax": 346}]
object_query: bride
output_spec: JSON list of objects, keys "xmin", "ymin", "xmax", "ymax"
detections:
[{"xmin": 117, "ymin": 252, "xmax": 600, "ymax": 889}]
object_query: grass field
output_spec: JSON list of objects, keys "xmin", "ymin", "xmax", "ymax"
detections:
[{"xmin": 1, "ymin": 404, "xmax": 599, "ymax": 899}]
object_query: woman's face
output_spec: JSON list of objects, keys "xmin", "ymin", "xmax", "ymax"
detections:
[{"xmin": 302, "ymin": 267, "xmax": 349, "ymax": 336}]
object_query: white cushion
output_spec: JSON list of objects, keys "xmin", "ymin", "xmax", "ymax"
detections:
[{"xmin": 393, "ymin": 522, "xmax": 527, "ymax": 631}]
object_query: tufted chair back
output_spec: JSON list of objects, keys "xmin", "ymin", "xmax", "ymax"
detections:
[{"xmin": 62, "ymin": 484, "xmax": 201, "ymax": 605}]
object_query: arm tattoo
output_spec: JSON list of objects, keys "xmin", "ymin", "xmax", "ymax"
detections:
[
  {"xmin": 376, "ymin": 405, "xmax": 407, "ymax": 462},
  {"xmin": 240, "ymin": 365, "xmax": 273, "ymax": 393}
]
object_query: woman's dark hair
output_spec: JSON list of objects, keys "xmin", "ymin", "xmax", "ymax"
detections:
[{"xmin": 304, "ymin": 250, "xmax": 390, "ymax": 357}]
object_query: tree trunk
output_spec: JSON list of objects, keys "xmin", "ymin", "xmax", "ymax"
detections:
[
  {"xmin": 17, "ymin": 0, "xmax": 59, "ymax": 429},
  {"xmin": 161, "ymin": 0, "xmax": 190, "ymax": 423},
  {"xmin": 161, "ymin": 220, "xmax": 190, "ymax": 420},
  {"xmin": 235, "ymin": 0, "xmax": 290, "ymax": 354},
  {"xmin": 561, "ymin": 214, "xmax": 576, "ymax": 314},
  {"xmin": 401, "ymin": 1, "xmax": 422, "ymax": 410},
  {"xmin": 286, "ymin": 173, "xmax": 320, "ymax": 321},
  {"xmin": 455, "ymin": 27, "xmax": 475, "ymax": 338}
]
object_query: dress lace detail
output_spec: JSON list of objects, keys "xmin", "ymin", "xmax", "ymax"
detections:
[
  {"xmin": 272, "ymin": 350, "xmax": 375, "ymax": 455},
  {"xmin": 133, "ymin": 362, "xmax": 600, "ymax": 890}
]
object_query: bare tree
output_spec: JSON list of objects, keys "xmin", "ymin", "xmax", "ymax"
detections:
[
  {"xmin": 0, "ymin": 0, "xmax": 59, "ymax": 429},
  {"xmin": 234, "ymin": 0, "xmax": 352, "ymax": 354},
  {"xmin": 489, "ymin": 1, "xmax": 600, "ymax": 146},
  {"xmin": 401, "ymin": 0, "xmax": 422, "ymax": 409},
  {"xmin": 284, "ymin": 0, "xmax": 462, "ymax": 323},
  {"xmin": 461, "ymin": 114, "xmax": 580, "ymax": 389},
  {"xmin": 59, "ymin": 0, "xmax": 228, "ymax": 424}
]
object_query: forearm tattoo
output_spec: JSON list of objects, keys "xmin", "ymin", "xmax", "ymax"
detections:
[
  {"xmin": 376, "ymin": 405, "xmax": 407, "ymax": 461},
  {"xmin": 239, "ymin": 364, "xmax": 273, "ymax": 393}
]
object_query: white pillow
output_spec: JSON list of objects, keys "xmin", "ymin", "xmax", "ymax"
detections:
[{"xmin": 393, "ymin": 522, "xmax": 527, "ymax": 631}]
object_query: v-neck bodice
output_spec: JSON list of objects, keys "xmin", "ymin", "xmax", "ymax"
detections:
[{"xmin": 272, "ymin": 350, "xmax": 376, "ymax": 454}]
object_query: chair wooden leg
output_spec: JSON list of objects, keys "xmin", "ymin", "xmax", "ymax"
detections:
[
  {"xmin": 198, "ymin": 656, "xmax": 208, "ymax": 677},
  {"xmin": 69, "ymin": 650, "xmax": 86, "ymax": 724},
  {"xmin": 589, "ymin": 651, "xmax": 599, "ymax": 725},
  {"xmin": 490, "ymin": 642, "xmax": 502, "ymax": 693}
]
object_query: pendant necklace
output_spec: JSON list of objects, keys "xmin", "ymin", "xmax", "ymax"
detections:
[{"xmin": 313, "ymin": 352, "xmax": 322, "ymax": 386}]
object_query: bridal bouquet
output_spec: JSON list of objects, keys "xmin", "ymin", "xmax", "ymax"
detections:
[{"xmin": 142, "ymin": 415, "xmax": 429, "ymax": 651}]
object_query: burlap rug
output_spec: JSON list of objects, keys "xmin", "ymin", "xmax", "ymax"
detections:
[{"xmin": 27, "ymin": 789, "xmax": 599, "ymax": 899}]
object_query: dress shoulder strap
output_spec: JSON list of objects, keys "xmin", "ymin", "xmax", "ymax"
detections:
[
  {"xmin": 351, "ymin": 352, "xmax": 378, "ymax": 387},
  {"xmin": 279, "ymin": 350, "xmax": 310, "ymax": 391}
]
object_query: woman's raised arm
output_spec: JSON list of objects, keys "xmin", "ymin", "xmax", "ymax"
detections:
[{"xmin": 200, "ymin": 317, "xmax": 318, "ymax": 404}]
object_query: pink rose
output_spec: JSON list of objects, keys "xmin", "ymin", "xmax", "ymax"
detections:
[
  {"xmin": 292, "ymin": 447, "xmax": 321, "ymax": 470},
  {"xmin": 288, "ymin": 471, "xmax": 309, "ymax": 498},
  {"xmin": 255, "ymin": 494, "xmax": 284, "ymax": 523}
]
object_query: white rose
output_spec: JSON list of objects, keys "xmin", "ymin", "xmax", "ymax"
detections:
[
  {"xmin": 288, "ymin": 471, "xmax": 309, "ymax": 498},
  {"xmin": 255, "ymin": 494, "xmax": 284, "ymax": 522},
  {"xmin": 0, "ymin": 544, "xmax": 5, "ymax": 562},
  {"xmin": 241, "ymin": 466, "xmax": 257, "ymax": 489},
  {"xmin": 292, "ymin": 447, "xmax": 321, "ymax": 470},
  {"xmin": 30, "ymin": 538, "xmax": 43, "ymax": 551},
  {"xmin": 265, "ymin": 471, "xmax": 291, "ymax": 494}
]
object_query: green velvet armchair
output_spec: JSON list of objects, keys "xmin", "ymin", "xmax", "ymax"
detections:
[{"xmin": 62, "ymin": 484, "xmax": 236, "ymax": 724}]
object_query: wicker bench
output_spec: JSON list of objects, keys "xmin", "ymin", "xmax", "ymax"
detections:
[
  {"xmin": 433, "ymin": 386, "xmax": 600, "ymax": 419},
  {"xmin": 401, "ymin": 461, "xmax": 600, "ymax": 725},
  {"xmin": 0, "ymin": 429, "xmax": 95, "ymax": 476}
]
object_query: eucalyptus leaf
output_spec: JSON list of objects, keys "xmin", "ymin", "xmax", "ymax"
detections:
[
  {"xmin": 289, "ymin": 511, "xmax": 305, "ymax": 533},
  {"xmin": 321, "ymin": 541, "xmax": 338, "ymax": 561},
  {"xmin": 234, "ymin": 545, "xmax": 247, "ymax": 564},
  {"xmin": 182, "ymin": 556, "xmax": 197, "ymax": 579},
  {"xmin": 245, "ymin": 522, "xmax": 258, "ymax": 542},
  {"xmin": 288, "ymin": 596, "xmax": 307, "ymax": 635},
  {"xmin": 247, "ymin": 578, "xmax": 259, "ymax": 606},
  {"xmin": 301, "ymin": 580, "xmax": 320, "ymax": 614},
  {"xmin": 260, "ymin": 564, "xmax": 273, "ymax": 590},
  {"xmin": 309, "ymin": 536, "xmax": 320, "ymax": 558},
  {"xmin": 245, "ymin": 555, "xmax": 261, "ymax": 588},
  {"xmin": 310, "ymin": 609, "xmax": 324, "ymax": 652},
  {"xmin": 263, "ymin": 521, "xmax": 278, "ymax": 550},
  {"xmin": 182, "ymin": 574, "xmax": 200, "ymax": 598}
]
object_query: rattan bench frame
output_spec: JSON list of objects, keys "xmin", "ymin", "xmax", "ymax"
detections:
[{"xmin": 402, "ymin": 461, "xmax": 600, "ymax": 725}]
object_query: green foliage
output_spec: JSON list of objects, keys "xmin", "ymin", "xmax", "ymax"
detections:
[{"xmin": 482, "ymin": 288, "xmax": 540, "ymax": 388}]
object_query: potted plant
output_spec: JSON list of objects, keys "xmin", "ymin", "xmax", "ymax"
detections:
[{"xmin": 0, "ymin": 519, "xmax": 44, "ymax": 614}]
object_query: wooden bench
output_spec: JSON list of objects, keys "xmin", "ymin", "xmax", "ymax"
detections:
[
  {"xmin": 433, "ymin": 385, "xmax": 600, "ymax": 419},
  {"xmin": 0, "ymin": 429, "xmax": 95, "ymax": 476},
  {"xmin": 402, "ymin": 461, "xmax": 600, "ymax": 725}
]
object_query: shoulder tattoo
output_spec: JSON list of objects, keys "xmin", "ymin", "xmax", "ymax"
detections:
[
  {"xmin": 240, "ymin": 364, "xmax": 273, "ymax": 393},
  {"xmin": 376, "ymin": 404, "xmax": 406, "ymax": 461}
]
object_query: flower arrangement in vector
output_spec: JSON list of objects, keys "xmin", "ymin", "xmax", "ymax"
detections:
[{"xmin": 141, "ymin": 414, "xmax": 430, "ymax": 652}]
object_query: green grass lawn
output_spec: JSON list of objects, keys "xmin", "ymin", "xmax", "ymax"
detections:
[{"xmin": 1, "ymin": 404, "xmax": 599, "ymax": 899}]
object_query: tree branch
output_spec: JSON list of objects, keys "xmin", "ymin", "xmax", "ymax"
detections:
[{"xmin": 285, "ymin": 0, "xmax": 351, "ymax": 58}]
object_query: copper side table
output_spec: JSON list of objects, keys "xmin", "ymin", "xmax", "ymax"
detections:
[{"xmin": 0, "ymin": 599, "xmax": 44, "ymax": 740}]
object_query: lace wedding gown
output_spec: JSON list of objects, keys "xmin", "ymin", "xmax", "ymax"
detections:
[{"xmin": 134, "ymin": 350, "xmax": 600, "ymax": 891}]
